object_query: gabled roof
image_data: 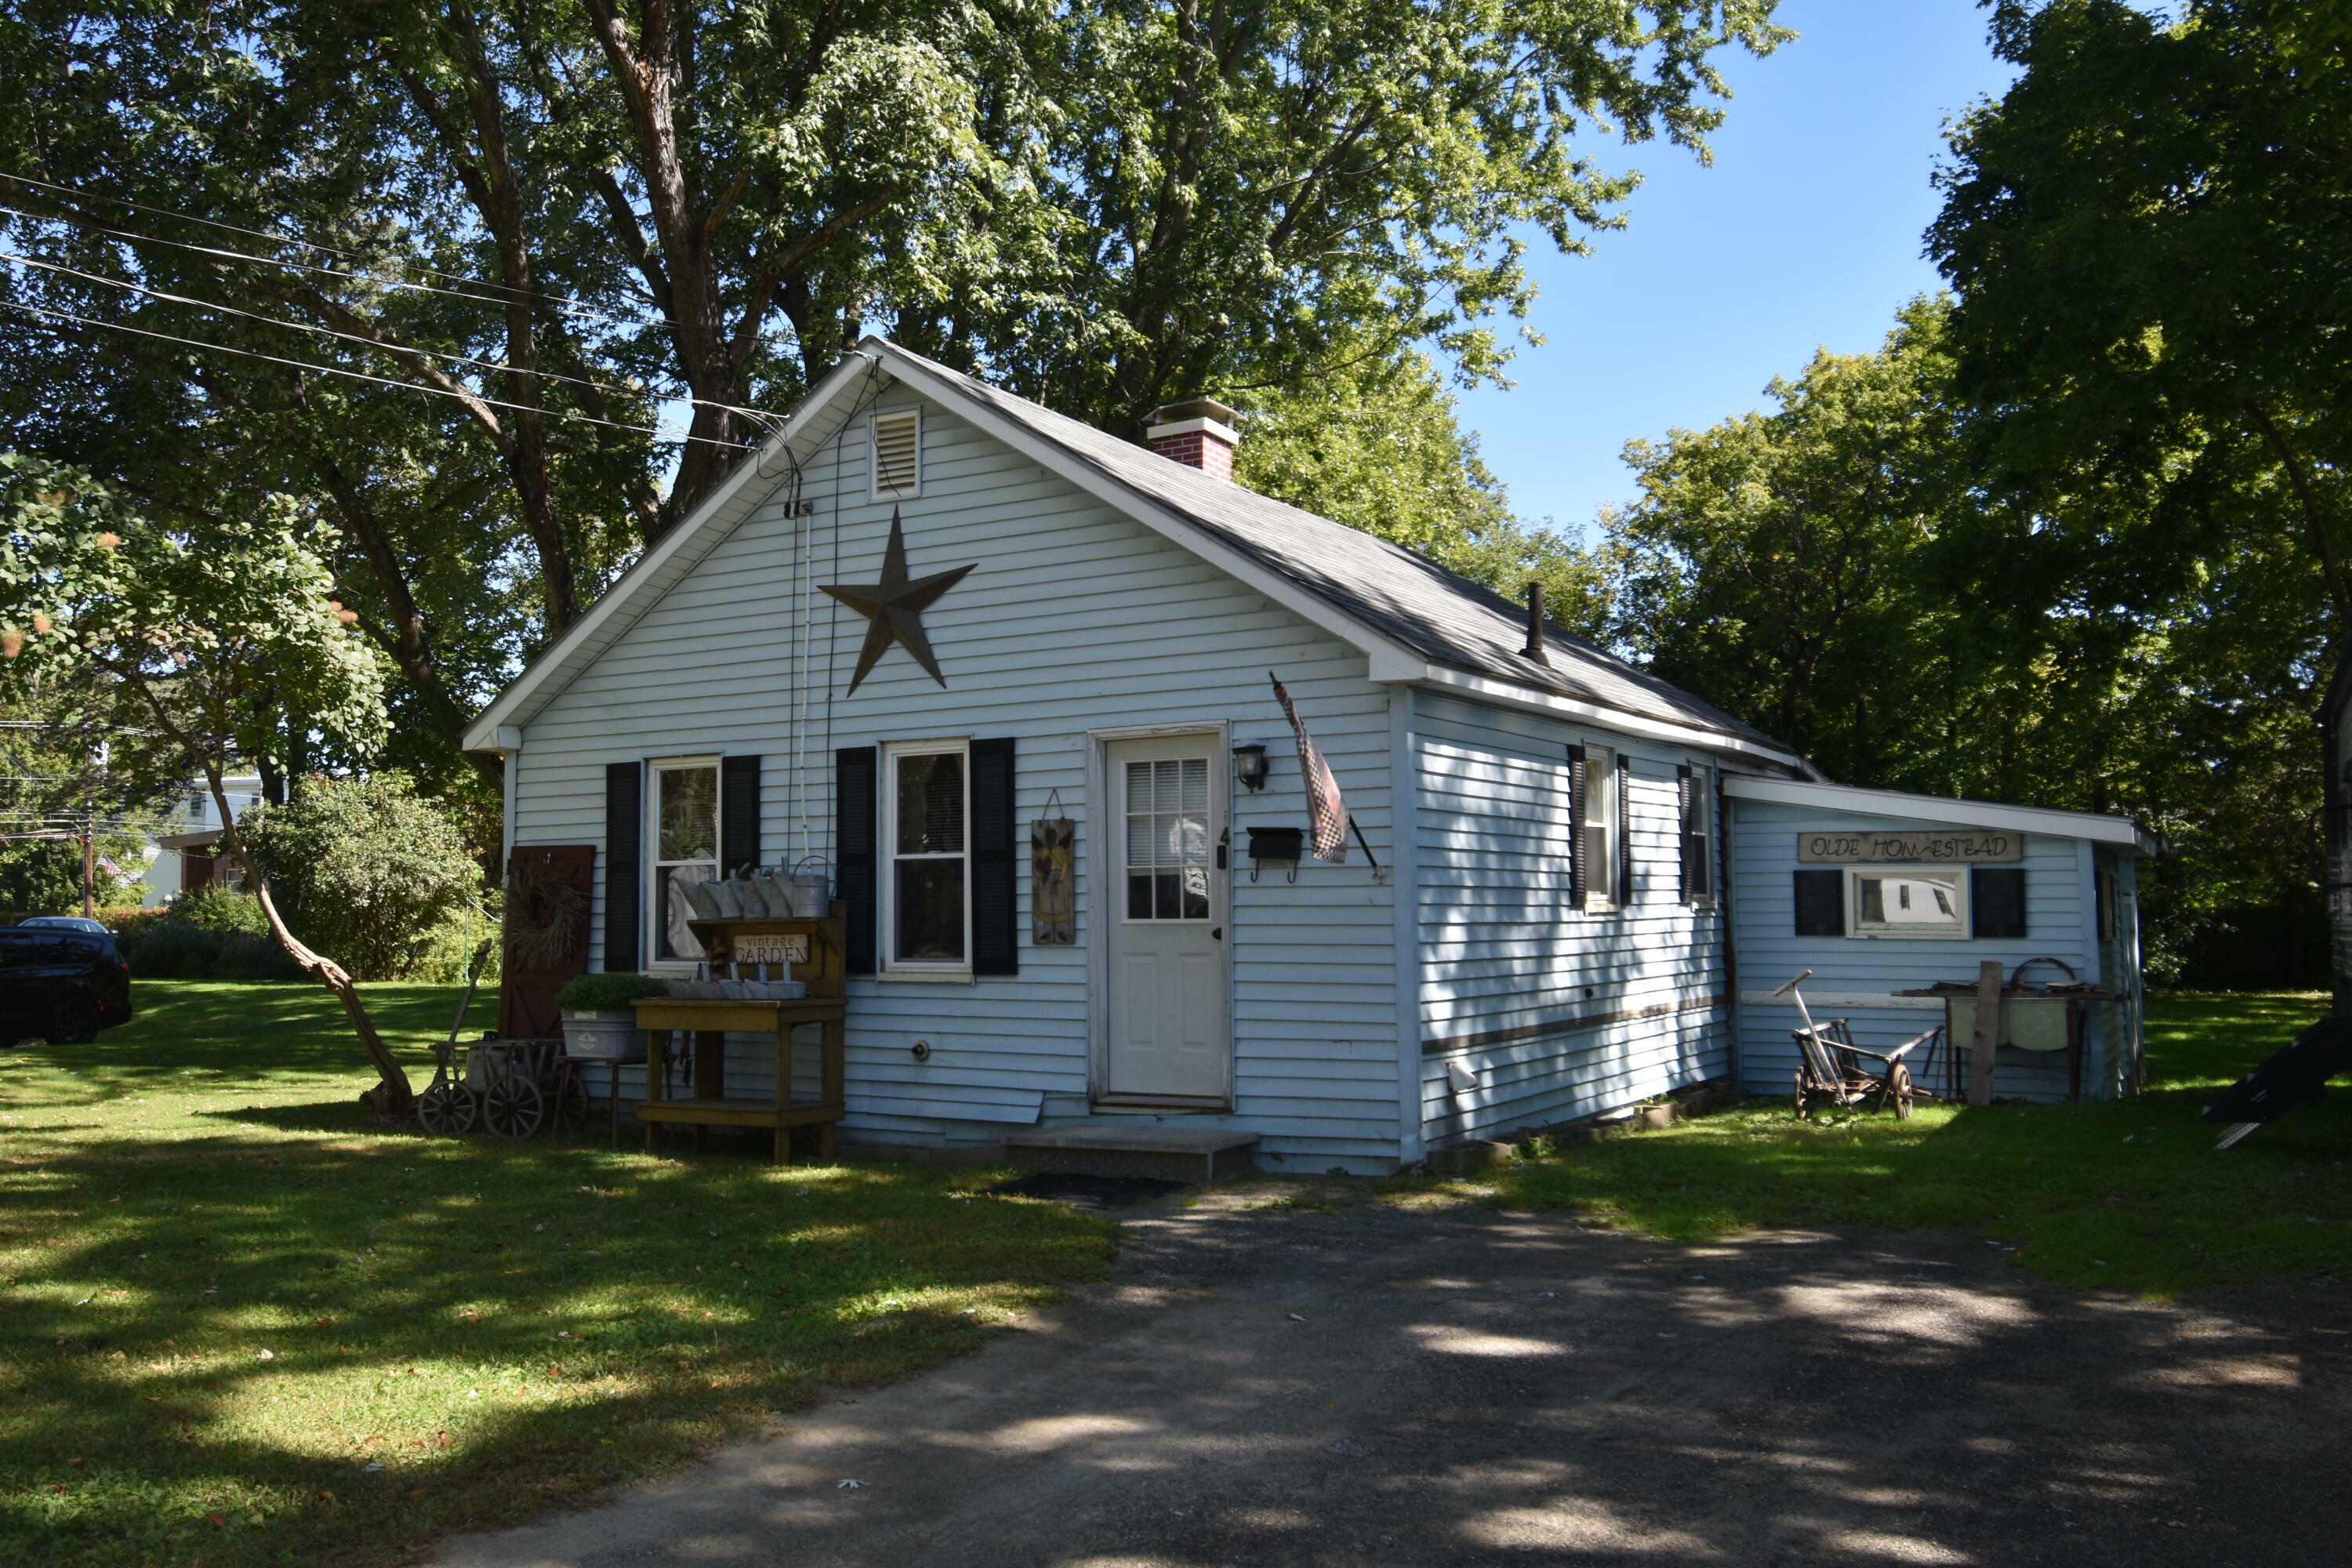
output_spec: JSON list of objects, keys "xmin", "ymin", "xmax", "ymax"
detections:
[
  {"xmin": 463, "ymin": 338, "xmax": 1808, "ymax": 769},
  {"xmin": 1723, "ymin": 775, "xmax": 2156, "ymax": 855}
]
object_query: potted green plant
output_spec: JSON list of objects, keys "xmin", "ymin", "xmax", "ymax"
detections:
[{"xmin": 556, "ymin": 972, "xmax": 669, "ymax": 1061}]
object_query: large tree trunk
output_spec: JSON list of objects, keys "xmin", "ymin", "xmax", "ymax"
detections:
[{"xmin": 2324, "ymin": 653, "xmax": 2352, "ymax": 1018}]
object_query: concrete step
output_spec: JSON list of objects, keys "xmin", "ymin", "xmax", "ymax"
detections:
[{"xmin": 1000, "ymin": 1125, "xmax": 1260, "ymax": 1183}]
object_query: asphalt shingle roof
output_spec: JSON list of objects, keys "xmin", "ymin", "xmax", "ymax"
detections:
[{"xmin": 888, "ymin": 343, "xmax": 1790, "ymax": 753}]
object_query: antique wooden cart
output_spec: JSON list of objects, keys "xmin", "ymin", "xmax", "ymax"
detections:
[{"xmin": 632, "ymin": 902, "xmax": 848, "ymax": 1164}]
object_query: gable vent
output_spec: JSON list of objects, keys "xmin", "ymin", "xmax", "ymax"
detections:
[{"xmin": 871, "ymin": 408, "xmax": 920, "ymax": 499}]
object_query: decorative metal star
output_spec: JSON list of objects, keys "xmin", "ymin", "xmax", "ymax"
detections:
[{"xmin": 819, "ymin": 507, "xmax": 977, "ymax": 693}]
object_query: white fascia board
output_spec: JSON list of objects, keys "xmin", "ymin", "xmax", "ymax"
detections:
[
  {"xmin": 459, "ymin": 352, "xmax": 891, "ymax": 750},
  {"xmin": 1724, "ymin": 773, "xmax": 2154, "ymax": 852},
  {"xmin": 1401, "ymin": 665, "xmax": 1814, "ymax": 773},
  {"xmin": 874, "ymin": 347, "xmax": 1426, "ymax": 679}
]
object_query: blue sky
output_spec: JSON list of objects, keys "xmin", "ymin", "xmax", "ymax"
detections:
[{"xmin": 1455, "ymin": 0, "xmax": 2020, "ymax": 536}]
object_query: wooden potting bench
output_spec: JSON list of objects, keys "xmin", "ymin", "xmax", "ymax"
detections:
[{"xmin": 631, "ymin": 903, "xmax": 848, "ymax": 1164}]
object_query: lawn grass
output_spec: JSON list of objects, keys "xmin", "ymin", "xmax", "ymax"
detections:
[
  {"xmin": 0, "ymin": 982, "xmax": 1119, "ymax": 1566},
  {"xmin": 1486, "ymin": 992, "xmax": 2352, "ymax": 1296}
]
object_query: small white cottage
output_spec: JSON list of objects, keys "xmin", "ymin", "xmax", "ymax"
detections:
[{"xmin": 464, "ymin": 339, "xmax": 2146, "ymax": 1171}]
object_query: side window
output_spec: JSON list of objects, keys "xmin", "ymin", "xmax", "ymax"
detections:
[
  {"xmin": 886, "ymin": 742, "xmax": 969, "ymax": 968},
  {"xmin": 1583, "ymin": 744, "xmax": 1617, "ymax": 906},
  {"xmin": 649, "ymin": 759, "xmax": 719, "ymax": 963},
  {"xmin": 1679, "ymin": 764, "xmax": 1714, "ymax": 906},
  {"xmin": 1852, "ymin": 867, "xmax": 1968, "ymax": 938}
]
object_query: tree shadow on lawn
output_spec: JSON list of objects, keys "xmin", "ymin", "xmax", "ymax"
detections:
[{"xmin": 1, "ymin": 1129, "xmax": 1119, "ymax": 1568}]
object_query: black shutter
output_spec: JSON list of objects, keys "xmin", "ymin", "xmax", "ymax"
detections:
[
  {"xmin": 836, "ymin": 747, "xmax": 878, "ymax": 974},
  {"xmin": 1566, "ymin": 743, "xmax": 1588, "ymax": 908},
  {"xmin": 603, "ymin": 761, "xmax": 642, "ymax": 971},
  {"xmin": 1676, "ymin": 764, "xmax": 1696, "ymax": 903},
  {"xmin": 1794, "ymin": 868, "xmax": 1844, "ymax": 937},
  {"xmin": 1615, "ymin": 753, "xmax": 1632, "ymax": 904},
  {"xmin": 1972, "ymin": 866, "xmax": 2027, "ymax": 939},
  {"xmin": 720, "ymin": 754, "xmax": 761, "ymax": 875},
  {"xmin": 971, "ymin": 737, "xmax": 1018, "ymax": 975}
]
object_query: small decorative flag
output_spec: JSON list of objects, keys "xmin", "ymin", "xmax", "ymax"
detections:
[
  {"xmin": 98, "ymin": 855, "xmax": 123, "ymax": 877},
  {"xmin": 1270, "ymin": 671, "xmax": 1350, "ymax": 863}
]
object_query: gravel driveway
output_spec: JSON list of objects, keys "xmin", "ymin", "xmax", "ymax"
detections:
[{"xmin": 434, "ymin": 1185, "xmax": 2352, "ymax": 1566}]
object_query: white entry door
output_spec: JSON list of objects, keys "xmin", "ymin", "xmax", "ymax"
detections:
[{"xmin": 1104, "ymin": 734, "xmax": 1229, "ymax": 1103}]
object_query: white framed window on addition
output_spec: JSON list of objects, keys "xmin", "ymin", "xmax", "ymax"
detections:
[
  {"xmin": 1849, "ymin": 866, "xmax": 1968, "ymax": 939},
  {"xmin": 884, "ymin": 739, "xmax": 970, "ymax": 977},
  {"xmin": 1582, "ymin": 744, "xmax": 1618, "ymax": 906},
  {"xmin": 870, "ymin": 408, "xmax": 921, "ymax": 502},
  {"xmin": 648, "ymin": 757, "xmax": 720, "ymax": 966}
]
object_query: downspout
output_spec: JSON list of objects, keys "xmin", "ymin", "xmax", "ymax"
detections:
[{"xmin": 1719, "ymin": 771, "xmax": 1740, "ymax": 1091}]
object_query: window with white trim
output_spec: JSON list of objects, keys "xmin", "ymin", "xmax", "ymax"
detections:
[
  {"xmin": 1682, "ymin": 763, "xmax": 1715, "ymax": 906},
  {"xmin": 1850, "ymin": 866, "xmax": 1967, "ymax": 938},
  {"xmin": 649, "ymin": 757, "xmax": 719, "ymax": 964},
  {"xmin": 1583, "ymin": 744, "xmax": 1617, "ymax": 906},
  {"xmin": 870, "ymin": 408, "xmax": 920, "ymax": 500},
  {"xmin": 885, "ymin": 740, "xmax": 968, "ymax": 969}
]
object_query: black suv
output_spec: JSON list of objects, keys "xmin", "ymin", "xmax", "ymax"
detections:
[{"xmin": 0, "ymin": 924, "xmax": 132, "ymax": 1045}]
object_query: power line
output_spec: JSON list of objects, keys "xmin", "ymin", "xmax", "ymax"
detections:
[
  {"xmin": 0, "ymin": 170, "xmax": 661, "ymax": 316},
  {"xmin": 2, "ymin": 297, "xmax": 758, "ymax": 451},
  {"xmin": 0, "ymin": 198, "xmax": 655, "ymax": 334},
  {"xmin": 2, "ymin": 249, "xmax": 783, "ymax": 435}
]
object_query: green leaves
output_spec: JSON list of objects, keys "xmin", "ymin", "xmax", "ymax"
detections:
[{"xmin": 0, "ymin": 454, "xmax": 388, "ymax": 790}]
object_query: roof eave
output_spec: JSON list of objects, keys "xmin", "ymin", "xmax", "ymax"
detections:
[
  {"xmin": 1723, "ymin": 774, "xmax": 2155, "ymax": 852},
  {"xmin": 1401, "ymin": 665, "xmax": 1815, "ymax": 774}
]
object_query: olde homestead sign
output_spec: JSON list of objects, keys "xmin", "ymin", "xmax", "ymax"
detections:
[{"xmin": 1797, "ymin": 829, "xmax": 2022, "ymax": 864}]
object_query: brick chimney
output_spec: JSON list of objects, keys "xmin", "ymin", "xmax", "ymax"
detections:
[{"xmin": 1146, "ymin": 397, "xmax": 1239, "ymax": 481}]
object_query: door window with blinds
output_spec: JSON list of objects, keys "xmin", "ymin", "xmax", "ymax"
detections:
[
  {"xmin": 886, "ymin": 742, "xmax": 967, "ymax": 968},
  {"xmin": 1125, "ymin": 757, "xmax": 1211, "ymax": 920},
  {"xmin": 869, "ymin": 408, "xmax": 920, "ymax": 500},
  {"xmin": 1583, "ymin": 745, "xmax": 1617, "ymax": 906},
  {"xmin": 650, "ymin": 758, "xmax": 719, "ymax": 963}
]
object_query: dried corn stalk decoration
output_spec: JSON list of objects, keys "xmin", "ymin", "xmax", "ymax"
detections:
[{"xmin": 505, "ymin": 850, "xmax": 590, "ymax": 971}]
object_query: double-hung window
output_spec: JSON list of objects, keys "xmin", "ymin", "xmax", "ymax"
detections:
[
  {"xmin": 886, "ymin": 740, "xmax": 969, "ymax": 972},
  {"xmin": 650, "ymin": 757, "xmax": 719, "ymax": 964},
  {"xmin": 1583, "ymin": 744, "xmax": 1617, "ymax": 906}
]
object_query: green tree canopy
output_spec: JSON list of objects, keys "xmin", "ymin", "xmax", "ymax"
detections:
[
  {"xmin": 0, "ymin": 0, "xmax": 1786, "ymax": 793},
  {"xmin": 1925, "ymin": 0, "xmax": 2351, "ymax": 989}
]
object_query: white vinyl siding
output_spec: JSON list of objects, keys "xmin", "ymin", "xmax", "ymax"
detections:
[
  {"xmin": 510, "ymin": 394, "xmax": 1402, "ymax": 1170},
  {"xmin": 1412, "ymin": 692, "xmax": 1730, "ymax": 1144}
]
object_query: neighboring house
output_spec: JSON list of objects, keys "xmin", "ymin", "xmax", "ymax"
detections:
[
  {"xmin": 462, "ymin": 339, "xmax": 2146, "ymax": 1172},
  {"xmin": 133, "ymin": 774, "xmax": 263, "ymax": 907}
]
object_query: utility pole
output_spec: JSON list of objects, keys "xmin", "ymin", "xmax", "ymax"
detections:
[{"xmin": 81, "ymin": 797, "xmax": 94, "ymax": 920}]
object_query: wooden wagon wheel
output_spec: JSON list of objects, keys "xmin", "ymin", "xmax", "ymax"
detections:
[
  {"xmin": 417, "ymin": 1079, "xmax": 477, "ymax": 1136},
  {"xmin": 481, "ymin": 1069, "xmax": 545, "ymax": 1138},
  {"xmin": 1886, "ymin": 1062, "xmax": 1914, "ymax": 1120}
]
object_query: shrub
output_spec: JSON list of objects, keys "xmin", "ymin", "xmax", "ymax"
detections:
[
  {"xmin": 168, "ymin": 885, "xmax": 270, "ymax": 935},
  {"xmin": 241, "ymin": 773, "xmax": 482, "ymax": 981},
  {"xmin": 557, "ymin": 972, "xmax": 670, "ymax": 1011}
]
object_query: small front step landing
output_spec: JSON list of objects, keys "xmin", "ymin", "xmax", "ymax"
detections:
[{"xmin": 1000, "ymin": 1125, "xmax": 1260, "ymax": 1184}]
